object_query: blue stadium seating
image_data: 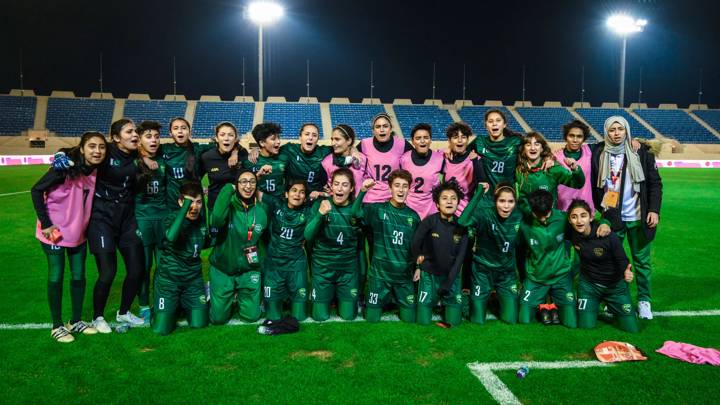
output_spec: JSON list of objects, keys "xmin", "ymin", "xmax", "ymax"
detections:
[
  {"xmin": 192, "ymin": 102, "xmax": 255, "ymax": 138},
  {"xmin": 515, "ymin": 107, "xmax": 577, "ymax": 142},
  {"xmin": 634, "ymin": 109, "xmax": 717, "ymax": 144},
  {"xmin": 692, "ymin": 110, "xmax": 720, "ymax": 136},
  {"xmin": 263, "ymin": 103, "xmax": 323, "ymax": 138},
  {"xmin": 46, "ymin": 98, "xmax": 115, "ymax": 137},
  {"xmin": 0, "ymin": 95, "xmax": 36, "ymax": 135},
  {"xmin": 392, "ymin": 105, "xmax": 454, "ymax": 140},
  {"xmin": 575, "ymin": 108, "xmax": 653, "ymax": 140},
  {"xmin": 123, "ymin": 100, "xmax": 187, "ymax": 130},
  {"xmin": 329, "ymin": 104, "xmax": 385, "ymax": 139},
  {"xmin": 456, "ymin": 105, "xmax": 524, "ymax": 135}
]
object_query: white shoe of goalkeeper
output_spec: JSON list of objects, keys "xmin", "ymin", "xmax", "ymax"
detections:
[
  {"xmin": 116, "ymin": 310, "xmax": 145, "ymax": 326},
  {"xmin": 638, "ymin": 301, "xmax": 653, "ymax": 320}
]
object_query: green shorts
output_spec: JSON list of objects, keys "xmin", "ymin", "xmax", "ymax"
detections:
[
  {"xmin": 264, "ymin": 269, "xmax": 308, "ymax": 303},
  {"xmin": 311, "ymin": 270, "xmax": 359, "ymax": 303},
  {"xmin": 417, "ymin": 272, "xmax": 462, "ymax": 308},
  {"xmin": 154, "ymin": 274, "xmax": 207, "ymax": 314},
  {"xmin": 209, "ymin": 266, "xmax": 262, "ymax": 323},
  {"xmin": 471, "ymin": 264, "xmax": 519, "ymax": 302},
  {"xmin": 520, "ymin": 273, "xmax": 575, "ymax": 309},
  {"xmin": 577, "ymin": 276, "xmax": 634, "ymax": 316},
  {"xmin": 366, "ymin": 276, "xmax": 416, "ymax": 309},
  {"xmin": 137, "ymin": 218, "xmax": 164, "ymax": 247}
]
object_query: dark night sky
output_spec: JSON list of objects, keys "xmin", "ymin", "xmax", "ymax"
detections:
[{"xmin": 1, "ymin": 0, "xmax": 718, "ymax": 106}]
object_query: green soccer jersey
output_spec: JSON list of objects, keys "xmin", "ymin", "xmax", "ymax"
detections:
[
  {"xmin": 263, "ymin": 194, "xmax": 311, "ymax": 270},
  {"xmin": 209, "ymin": 184, "xmax": 269, "ymax": 274},
  {"xmin": 280, "ymin": 143, "xmax": 332, "ymax": 193},
  {"xmin": 515, "ymin": 163, "xmax": 585, "ymax": 216},
  {"xmin": 135, "ymin": 156, "xmax": 168, "ymax": 220},
  {"xmin": 458, "ymin": 191, "xmax": 522, "ymax": 272},
  {"xmin": 474, "ymin": 135, "xmax": 523, "ymax": 192},
  {"xmin": 519, "ymin": 209, "xmax": 572, "ymax": 285},
  {"xmin": 304, "ymin": 199, "xmax": 362, "ymax": 275},
  {"xmin": 352, "ymin": 190, "xmax": 420, "ymax": 283},
  {"xmin": 162, "ymin": 142, "xmax": 214, "ymax": 207},
  {"xmin": 243, "ymin": 153, "xmax": 288, "ymax": 199},
  {"xmin": 158, "ymin": 200, "xmax": 210, "ymax": 283}
]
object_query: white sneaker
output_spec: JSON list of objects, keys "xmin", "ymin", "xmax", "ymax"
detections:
[
  {"xmin": 51, "ymin": 326, "xmax": 75, "ymax": 343},
  {"xmin": 92, "ymin": 316, "xmax": 112, "ymax": 334},
  {"xmin": 638, "ymin": 301, "xmax": 653, "ymax": 320},
  {"xmin": 67, "ymin": 320, "xmax": 98, "ymax": 335},
  {"xmin": 117, "ymin": 310, "xmax": 144, "ymax": 326}
]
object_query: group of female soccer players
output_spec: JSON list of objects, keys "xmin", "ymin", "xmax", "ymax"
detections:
[{"xmin": 32, "ymin": 108, "xmax": 662, "ymax": 342}]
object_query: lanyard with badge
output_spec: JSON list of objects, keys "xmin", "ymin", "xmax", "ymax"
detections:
[
  {"xmin": 602, "ymin": 155, "xmax": 625, "ymax": 208},
  {"xmin": 243, "ymin": 200, "xmax": 260, "ymax": 264}
]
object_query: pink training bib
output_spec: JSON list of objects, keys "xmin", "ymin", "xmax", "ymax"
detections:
[
  {"xmin": 400, "ymin": 150, "xmax": 444, "ymax": 219},
  {"xmin": 361, "ymin": 136, "xmax": 406, "ymax": 203},
  {"xmin": 443, "ymin": 155, "xmax": 476, "ymax": 215},
  {"xmin": 35, "ymin": 171, "xmax": 97, "ymax": 247}
]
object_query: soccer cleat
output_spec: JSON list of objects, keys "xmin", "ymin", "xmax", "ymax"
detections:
[
  {"xmin": 638, "ymin": 301, "xmax": 653, "ymax": 320},
  {"xmin": 67, "ymin": 320, "xmax": 98, "ymax": 335},
  {"xmin": 139, "ymin": 307, "xmax": 151, "ymax": 325},
  {"xmin": 51, "ymin": 326, "xmax": 75, "ymax": 343},
  {"xmin": 550, "ymin": 307, "xmax": 560, "ymax": 325},
  {"xmin": 92, "ymin": 316, "xmax": 112, "ymax": 334},
  {"xmin": 539, "ymin": 308, "xmax": 552, "ymax": 325},
  {"xmin": 117, "ymin": 310, "xmax": 145, "ymax": 326}
]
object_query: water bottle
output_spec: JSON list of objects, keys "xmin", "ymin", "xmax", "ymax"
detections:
[
  {"xmin": 115, "ymin": 323, "xmax": 130, "ymax": 334},
  {"xmin": 516, "ymin": 366, "xmax": 529, "ymax": 379}
]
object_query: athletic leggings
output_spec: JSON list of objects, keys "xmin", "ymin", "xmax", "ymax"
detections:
[
  {"xmin": 44, "ymin": 244, "xmax": 87, "ymax": 328},
  {"xmin": 137, "ymin": 245, "xmax": 159, "ymax": 307},
  {"xmin": 92, "ymin": 244, "xmax": 144, "ymax": 319}
]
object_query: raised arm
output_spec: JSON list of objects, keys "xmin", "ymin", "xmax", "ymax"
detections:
[
  {"xmin": 210, "ymin": 183, "xmax": 235, "ymax": 229},
  {"xmin": 165, "ymin": 199, "xmax": 192, "ymax": 243}
]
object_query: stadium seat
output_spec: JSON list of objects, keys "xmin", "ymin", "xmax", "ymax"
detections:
[
  {"xmin": 575, "ymin": 108, "xmax": 654, "ymax": 140},
  {"xmin": 393, "ymin": 105, "xmax": 454, "ymax": 139},
  {"xmin": 46, "ymin": 98, "xmax": 115, "ymax": 137},
  {"xmin": 692, "ymin": 110, "xmax": 720, "ymax": 138},
  {"xmin": 263, "ymin": 103, "xmax": 323, "ymax": 138},
  {"xmin": 192, "ymin": 101, "xmax": 255, "ymax": 138},
  {"xmin": 634, "ymin": 109, "xmax": 718, "ymax": 144},
  {"xmin": 124, "ymin": 100, "xmax": 188, "ymax": 131},
  {"xmin": 329, "ymin": 104, "xmax": 385, "ymax": 139},
  {"xmin": 515, "ymin": 107, "xmax": 577, "ymax": 142},
  {"xmin": 456, "ymin": 105, "xmax": 524, "ymax": 135},
  {"xmin": 0, "ymin": 95, "xmax": 37, "ymax": 135}
]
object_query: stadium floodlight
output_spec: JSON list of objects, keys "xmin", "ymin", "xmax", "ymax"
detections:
[
  {"xmin": 248, "ymin": 1, "xmax": 284, "ymax": 102},
  {"xmin": 607, "ymin": 14, "xmax": 647, "ymax": 107}
]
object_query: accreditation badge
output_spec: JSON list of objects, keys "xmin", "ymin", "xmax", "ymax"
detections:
[
  {"xmin": 602, "ymin": 190, "xmax": 620, "ymax": 208},
  {"xmin": 244, "ymin": 245, "xmax": 260, "ymax": 264}
]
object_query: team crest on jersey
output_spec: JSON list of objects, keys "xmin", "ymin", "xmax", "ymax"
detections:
[
  {"xmin": 556, "ymin": 234, "xmax": 564, "ymax": 242},
  {"xmin": 298, "ymin": 288, "xmax": 307, "ymax": 298},
  {"xmin": 510, "ymin": 285, "xmax": 519, "ymax": 294},
  {"xmin": 431, "ymin": 232, "xmax": 440, "ymax": 239},
  {"xmin": 250, "ymin": 273, "xmax": 260, "ymax": 284},
  {"xmin": 593, "ymin": 247, "xmax": 604, "ymax": 257},
  {"xmin": 199, "ymin": 295, "xmax": 207, "ymax": 305},
  {"xmin": 278, "ymin": 163, "xmax": 286, "ymax": 170},
  {"xmin": 530, "ymin": 238, "xmax": 538, "ymax": 246},
  {"xmin": 136, "ymin": 229, "xmax": 143, "ymax": 238},
  {"xmin": 514, "ymin": 224, "xmax": 520, "ymax": 231},
  {"xmin": 200, "ymin": 227, "xmax": 207, "ymax": 235},
  {"xmin": 540, "ymin": 185, "xmax": 549, "ymax": 190},
  {"xmin": 210, "ymin": 167, "xmax": 219, "ymax": 172},
  {"xmin": 407, "ymin": 218, "xmax": 414, "ymax": 226},
  {"xmin": 565, "ymin": 292, "xmax": 575, "ymax": 302},
  {"xmin": 350, "ymin": 288, "xmax": 358, "ymax": 297},
  {"xmin": 455, "ymin": 294, "xmax": 463, "ymax": 304},
  {"xmin": 453, "ymin": 234, "xmax": 462, "ymax": 244},
  {"xmin": 110, "ymin": 158, "xmax": 121, "ymax": 167},
  {"xmin": 622, "ymin": 304, "xmax": 632, "ymax": 313},
  {"xmin": 254, "ymin": 224, "xmax": 263, "ymax": 232},
  {"xmin": 299, "ymin": 214, "xmax": 305, "ymax": 222},
  {"xmin": 406, "ymin": 294, "xmax": 415, "ymax": 304}
]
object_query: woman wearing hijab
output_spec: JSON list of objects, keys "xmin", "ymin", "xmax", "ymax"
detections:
[{"xmin": 590, "ymin": 116, "xmax": 663, "ymax": 320}]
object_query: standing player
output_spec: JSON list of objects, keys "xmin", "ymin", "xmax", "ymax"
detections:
[
  {"xmin": 566, "ymin": 200, "xmax": 638, "ymax": 332},
  {"xmin": 515, "ymin": 132, "xmax": 585, "ymax": 216},
  {"xmin": 458, "ymin": 184, "xmax": 522, "ymax": 324},
  {"xmin": 280, "ymin": 123, "xmax": 333, "ymax": 200},
  {"xmin": 357, "ymin": 113, "xmax": 413, "ymax": 203},
  {"xmin": 261, "ymin": 179, "xmax": 313, "ymax": 321},
  {"xmin": 590, "ymin": 116, "xmax": 662, "ymax": 319},
  {"xmin": 134, "ymin": 120, "xmax": 167, "ymax": 322},
  {"xmin": 305, "ymin": 168, "xmax": 364, "ymax": 321},
  {"xmin": 400, "ymin": 123, "xmax": 445, "ymax": 219},
  {"xmin": 208, "ymin": 170, "xmax": 268, "ymax": 324},
  {"xmin": 243, "ymin": 122, "xmax": 287, "ymax": 199},
  {"xmin": 152, "ymin": 182, "xmax": 210, "ymax": 335},
  {"xmin": 554, "ymin": 120, "xmax": 595, "ymax": 213},
  {"xmin": 411, "ymin": 181, "xmax": 468, "ymax": 326},
  {"xmin": 87, "ymin": 119, "xmax": 146, "ymax": 332},
  {"xmin": 31, "ymin": 132, "xmax": 107, "ymax": 342},
  {"xmin": 443, "ymin": 122, "xmax": 486, "ymax": 215},
  {"xmin": 321, "ymin": 124, "xmax": 369, "ymax": 197},
  {"xmin": 199, "ymin": 121, "xmax": 248, "ymax": 211},
  {"xmin": 352, "ymin": 170, "xmax": 420, "ymax": 323}
]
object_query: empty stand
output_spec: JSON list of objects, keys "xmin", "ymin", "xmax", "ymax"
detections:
[
  {"xmin": 46, "ymin": 98, "xmax": 114, "ymax": 137},
  {"xmin": 0, "ymin": 95, "xmax": 37, "ymax": 135},
  {"xmin": 692, "ymin": 110, "xmax": 720, "ymax": 136},
  {"xmin": 456, "ymin": 106, "xmax": 524, "ymax": 135},
  {"xmin": 515, "ymin": 107, "xmax": 576, "ymax": 141},
  {"xmin": 329, "ymin": 104, "xmax": 385, "ymax": 139},
  {"xmin": 193, "ymin": 101, "xmax": 255, "ymax": 138},
  {"xmin": 575, "ymin": 108, "xmax": 653, "ymax": 140},
  {"xmin": 263, "ymin": 103, "xmax": 323, "ymax": 137},
  {"xmin": 123, "ymin": 100, "xmax": 187, "ymax": 130},
  {"xmin": 393, "ymin": 105, "xmax": 454, "ymax": 139}
]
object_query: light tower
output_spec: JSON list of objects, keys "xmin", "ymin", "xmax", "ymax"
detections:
[
  {"xmin": 607, "ymin": 14, "xmax": 647, "ymax": 107},
  {"xmin": 247, "ymin": 1, "xmax": 284, "ymax": 102}
]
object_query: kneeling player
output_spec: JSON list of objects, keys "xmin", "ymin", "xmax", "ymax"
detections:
[
  {"xmin": 411, "ymin": 180, "xmax": 468, "ymax": 326},
  {"xmin": 305, "ymin": 168, "xmax": 364, "ymax": 321},
  {"xmin": 353, "ymin": 170, "xmax": 420, "ymax": 323},
  {"xmin": 152, "ymin": 182, "xmax": 210, "ymax": 335},
  {"xmin": 567, "ymin": 200, "xmax": 638, "ymax": 332}
]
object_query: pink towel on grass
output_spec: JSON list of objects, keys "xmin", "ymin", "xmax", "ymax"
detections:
[{"xmin": 656, "ymin": 341, "xmax": 720, "ymax": 366}]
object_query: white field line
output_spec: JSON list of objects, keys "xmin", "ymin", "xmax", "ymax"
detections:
[
  {"xmin": 1, "ymin": 309, "xmax": 718, "ymax": 331},
  {"xmin": 467, "ymin": 360, "xmax": 614, "ymax": 405},
  {"xmin": 0, "ymin": 190, "xmax": 30, "ymax": 197}
]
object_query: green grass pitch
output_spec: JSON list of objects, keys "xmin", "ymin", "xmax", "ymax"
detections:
[{"xmin": 0, "ymin": 165, "xmax": 719, "ymax": 404}]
